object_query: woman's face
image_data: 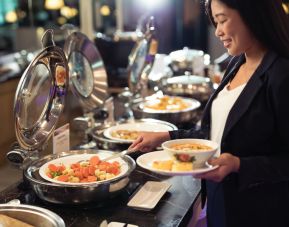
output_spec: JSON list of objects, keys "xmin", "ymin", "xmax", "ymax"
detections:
[{"xmin": 211, "ymin": 0, "xmax": 256, "ymax": 56}]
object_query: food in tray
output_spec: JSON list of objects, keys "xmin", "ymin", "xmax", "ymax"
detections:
[
  {"xmin": 144, "ymin": 95, "xmax": 191, "ymax": 111},
  {"xmin": 152, "ymin": 159, "xmax": 193, "ymax": 171},
  {"xmin": 111, "ymin": 129, "xmax": 140, "ymax": 140},
  {"xmin": 45, "ymin": 155, "xmax": 121, "ymax": 183},
  {"xmin": 170, "ymin": 143, "xmax": 212, "ymax": 151},
  {"xmin": 0, "ymin": 214, "xmax": 34, "ymax": 227}
]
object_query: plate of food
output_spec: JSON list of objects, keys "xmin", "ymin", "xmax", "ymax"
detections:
[
  {"xmin": 103, "ymin": 122, "xmax": 175, "ymax": 143},
  {"xmin": 39, "ymin": 153, "xmax": 129, "ymax": 185},
  {"xmin": 141, "ymin": 95, "xmax": 198, "ymax": 113},
  {"xmin": 136, "ymin": 150, "xmax": 218, "ymax": 176}
]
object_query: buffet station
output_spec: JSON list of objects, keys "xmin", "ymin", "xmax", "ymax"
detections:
[{"xmin": 0, "ymin": 17, "xmax": 215, "ymax": 226}]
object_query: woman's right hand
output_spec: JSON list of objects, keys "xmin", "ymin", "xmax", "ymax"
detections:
[{"xmin": 129, "ymin": 131, "xmax": 171, "ymax": 152}]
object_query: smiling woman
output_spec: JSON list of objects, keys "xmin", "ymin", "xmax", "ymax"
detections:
[
  {"xmin": 129, "ymin": 0, "xmax": 289, "ymax": 227},
  {"xmin": 200, "ymin": 0, "xmax": 289, "ymax": 227},
  {"xmin": 209, "ymin": 0, "xmax": 266, "ymax": 57}
]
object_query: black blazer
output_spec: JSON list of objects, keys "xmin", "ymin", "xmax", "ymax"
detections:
[{"xmin": 170, "ymin": 51, "xmax": 289, "ymax": 227}]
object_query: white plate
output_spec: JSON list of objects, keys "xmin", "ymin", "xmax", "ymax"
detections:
[
  {"xmin": 39, "ymin": 153, "xmax": 129, "ymax": 185},
  {"xmin": 103, "ymin": 122, "xmax": 175, "ymax": 143},
  {"xmin": 136, "ymin": 151, "xmax": 218, "ymax": 176},
  {"xmin": 127, "ymin": 181, "xmax": 171, "ymax": 211}
]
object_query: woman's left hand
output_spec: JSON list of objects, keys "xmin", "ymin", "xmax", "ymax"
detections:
[{"xmin": 194, "ymin": 153, "xmax": 240, "ymax": 182}]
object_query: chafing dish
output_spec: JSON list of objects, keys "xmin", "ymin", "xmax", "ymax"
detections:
[
  {"xmin": 131, "ymin": 96, "xmax": 201, "ymax": 125},
  {"xmin": 7, "ymin": 29, "xmax": 128, "ymax": 205},
  {"xmin": 23, "ymin": 149, "xmax": 135, "ymax": 204},
  {"xmin": 161, "ymin": 73, "xmax": 214, "ymax": 103}
]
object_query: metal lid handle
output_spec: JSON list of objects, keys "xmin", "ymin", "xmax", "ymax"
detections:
[{"xmin": 41, "ymin": 29, "xmax": 56, "ymax": 48}]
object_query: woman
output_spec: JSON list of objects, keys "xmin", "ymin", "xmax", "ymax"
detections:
[{"xmin": 130, "ymin": 0, "xmax": 289, "ymax": 226}]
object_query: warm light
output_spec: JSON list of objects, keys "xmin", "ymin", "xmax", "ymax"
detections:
[
  {"xmin": 45, "ymin": 0, "xmax": 65, "ymax": 10},
  {"xmin": 5, "ymin": 11, "xmax": 18, "ymax": 23},
  {"xmin": 282, "ymin": 3, "xmax": 289, "ymax": 14},
  {"xmin": 100, "ymin": 5, "xmax": 110, "ymax": 16},
  {"xmin": 57, "ymin": 16, "xmax": 67, "ymax": 24},
  {"xmin": 60, "ymin": 6, "xmax": 78, "ymax": 18}
]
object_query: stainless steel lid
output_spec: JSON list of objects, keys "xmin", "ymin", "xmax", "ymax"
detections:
[
  {"xmin": 127, "ymin": 38, "xmax": 148, "ymax": 93},
  {"xmin": 127, "ymin": 16, "xmax": 157, "ymax": 95},
  {"xmin": 0, "ymin": 204, "xmax": 65, "ymax": 227},
  {"xmin": 64, "ymin": 31, "xmax": 108, "ymax": 112},
  {"xmin": 14, "ymin": 29, "xmax": 69, "ymax": 151}
]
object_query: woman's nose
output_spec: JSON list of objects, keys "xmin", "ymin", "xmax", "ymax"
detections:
[{"xmin": 215, "ymin": 25, "xmax": 223, "ymax": 37}]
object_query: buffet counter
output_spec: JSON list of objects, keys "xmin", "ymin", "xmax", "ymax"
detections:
[
  {"xmin": 0, "ymin": 37, "xmax": 204, "ymax": 226},
  {"xmin": 0, "ymin": 164, "xmax": 201, "ymax": 227}
]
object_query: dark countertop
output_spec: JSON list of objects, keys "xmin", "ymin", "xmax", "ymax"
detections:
[{"xmin": 0, "ymin": 165, "xmax": 201, "ymax": 227}]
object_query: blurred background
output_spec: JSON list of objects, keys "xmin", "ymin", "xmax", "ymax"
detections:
[{"xmin": 0, "ymin": 0, "xmax": 223, "ymax": 56}]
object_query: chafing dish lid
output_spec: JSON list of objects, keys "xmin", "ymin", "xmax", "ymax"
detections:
[
  {"xmin": 64, "ymin": 31, "xmax": 108, "ymax": 112},
  {"xmin": 14, "ymin": 29, "xmax": 69, "ymax": 151},
  {"xmin": 127, "ymin": 38, "xmax": 148, "ymax": 89},
  {"xmin": 127, "ymin": 16, "xmax": 157, "ymax": 94}
]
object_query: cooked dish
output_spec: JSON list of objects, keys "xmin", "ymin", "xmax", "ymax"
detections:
[
  {"xmin": 111, "ymin": 130, "xmax": 139, "ymax": 140},
  {"xmin": 170, "ymin": 143, "xmax": 212, "ymax": 151},
  {"xmin": 152, "ymin": 160, "xmax": 174, "ymax": 171},
  {"xmin": 45, "ymin": 155, "xmax": 121, "ymax": 183},
  {"xmin": 152, "ymin": 159, "xmax": 193, "ymax": 171},
  {"xmin": 144, "ymin": 96, "xmax": 190, "ymax": 111}
]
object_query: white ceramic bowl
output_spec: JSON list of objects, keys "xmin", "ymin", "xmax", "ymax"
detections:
[{"xmin": 161, "ymin": 139, "xmax": 219, "ymax": 168}]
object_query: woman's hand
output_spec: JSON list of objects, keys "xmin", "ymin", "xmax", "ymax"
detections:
[
  {"xmin": 129, "ymin": 131, "xmax": 170, "ymax": 152},
  {"xmin": 194, "ymin": 153, "xmax": 240, "ymax": 182}
]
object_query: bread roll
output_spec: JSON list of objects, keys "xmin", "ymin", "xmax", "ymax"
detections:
[{"xmin": 0, "ymin": 214, "xmax": 34, "ymax": 227}]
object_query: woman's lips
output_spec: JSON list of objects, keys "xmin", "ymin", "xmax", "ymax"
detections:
[{"xmin": 223, "ymin": 39, "xmax": 231, "ymax": 48}]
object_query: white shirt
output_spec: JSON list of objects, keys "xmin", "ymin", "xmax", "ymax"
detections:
[{"xmin": 210, "ymin": 83, "xmax": 246, "ymax": 156}]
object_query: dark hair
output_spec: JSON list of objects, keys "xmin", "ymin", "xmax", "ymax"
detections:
[{"xmin": 205, "ymin": 0, "xmax": 289, "ymax": 58}]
